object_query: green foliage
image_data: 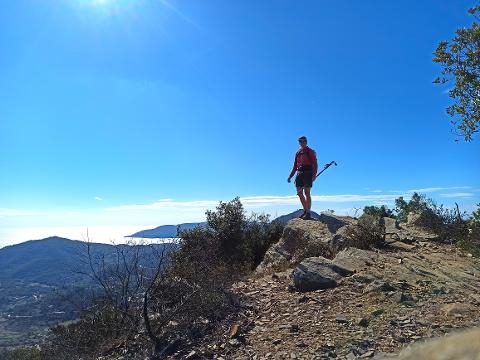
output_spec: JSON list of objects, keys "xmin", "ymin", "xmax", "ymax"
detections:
[
  {"xmin": 0, "ymin": 347, "xmax": 43, "ymax": 360},
  {"xmin": 192, "ymin": 197, "xmax": 284, "ymax": 270},
  {"xmin": 457, "ymin": 238, "xmax": 480, "ymax": 257},
  {"xmin": 363, "ymin": 205, "xmax": 394, "ymax": 218},
  {"xmin": 244, "ymin": 213, "xmax": 285, "ymax": 269},
  {"xmin": 395, "ymin": 193, "xmax": 435, "ymax": 222},
  {"xmin": 206, "ymin": 197, "xmax": 246, "ymax": 263},
  {"xmin": 433, "ymin": 6, "xmax": 480, "ymax": 141},
  {"xmin": 471, "ymin": 203, "xmax": 480, "ymax": 226},
  {"xmin": 395, "ymin": 193, "xmax": 469, "ymax": 242},
  {"xmin": 458, "ymin": 203, "xmax": 480, "ymax": 257}
]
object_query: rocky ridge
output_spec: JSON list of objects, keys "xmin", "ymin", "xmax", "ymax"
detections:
[{"xmin": 179, "ymin": 214, "xmax": 480, "ymax": 359}]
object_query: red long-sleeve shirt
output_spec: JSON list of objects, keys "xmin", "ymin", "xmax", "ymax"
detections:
[{"xmin": 289, "ymin": 146, "xmax": 318, "ymax": 178}]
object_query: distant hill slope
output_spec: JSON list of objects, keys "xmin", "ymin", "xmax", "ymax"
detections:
[
  {"xmin": 127, "ymin": 210, "xmax": 324, "ymax": 239},
  {"xmin": 0, "ymin": 236, "xmax": 175, "ymax": 287},
  {"xmin": 127, "ymin": 222, "xmax": 207, "ymax": 238},
  {"xmin": 0, "ymin": 236, "xmax": 176, "ymax": 348}
]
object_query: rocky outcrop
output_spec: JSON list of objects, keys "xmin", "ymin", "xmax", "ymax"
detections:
[
  {"xmin": 258, "ymin": 213, "xmax": 441, "ymax": 277},
  {"xmin": 385, "ymin": 215, "xmax": 440, "ymax": 243},
  {"xmin": 292, "ymin": 248, "xmax": 377, "ymax": 291},
  {"xmin": 185, "ymin": 214, "xmax": 480, "ymax": 360},
  {"xmin": 257, "ymin": 216, "xmax": 344, "ymax": 273}
]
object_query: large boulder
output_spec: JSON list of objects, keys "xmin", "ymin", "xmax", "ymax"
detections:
[
  {"xmin": 392, "ymin": 327, "xmax": 480, "ymax": 360},
  {"xmin": 407, "ymin": 209, "xmax": 443, "ymax": 230},
  {"xmin": 293, "ymin": 257, "xmax": 354, "ymax": 292},
  {"xmin": 257, "ymin": 218, "xmax": 335, "ymax": 273}
]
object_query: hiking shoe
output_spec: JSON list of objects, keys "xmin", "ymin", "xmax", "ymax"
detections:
[{"xmin": 303, "ymin": 212, "xmax": 312, "ymax": 220}]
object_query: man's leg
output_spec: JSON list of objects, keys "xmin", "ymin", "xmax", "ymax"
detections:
[
  {"xmin": 304, "ymin": 187, "xmax": 312, "ymax": 213},
  {"xmin": 296, "ymin": 187, "xmax": 307, "ymax": 212}
]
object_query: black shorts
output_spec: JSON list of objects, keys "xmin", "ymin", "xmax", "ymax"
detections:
[{"xmin": 295, "ymin": 171, "xmax": 313, "ymax": 188}]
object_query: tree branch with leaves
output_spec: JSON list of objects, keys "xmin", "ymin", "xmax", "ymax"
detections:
[{"xmin": 433, "ymin": 5, "xmax": 480, "ymax": 141}]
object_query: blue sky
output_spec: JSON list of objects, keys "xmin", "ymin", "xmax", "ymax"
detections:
[{"xmin": 1, "ymin": 0, "xmax": 479, "ymax": 247}]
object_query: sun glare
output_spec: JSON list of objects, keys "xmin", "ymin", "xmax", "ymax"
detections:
[
  {"xmin": 87, "ymin": 0, "xmax": 116, "ymax": 6},
  {"xmin": 72, "ymin": 0, "xmax": 140, "ymax": 18},
  {"xmin": 92, "ymin": 0, "xmax": 117, "ymax": 5},
  {"xmin": 76, "ymin": 0, "xmax": 136, "ymax": 9}
]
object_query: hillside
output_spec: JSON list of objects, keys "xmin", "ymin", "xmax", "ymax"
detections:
[
  {"xmin": 0, "ymin": 237, "xmax": 175, "ymax": 348},
  {"xmin": 0, "ymin": 236, "xmax": 114, "ymax": 286},
  {"xmin": 173, "ymin": 215, "xmax": 480, "ymax": 359}
]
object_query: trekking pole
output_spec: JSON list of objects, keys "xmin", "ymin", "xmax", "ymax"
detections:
[{"xmin": 316, "ymin": 161, "xmax": 337, "ymax": 177}]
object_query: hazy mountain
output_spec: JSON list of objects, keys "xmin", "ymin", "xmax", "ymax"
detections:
[
  {"xmin": 0, "ymin": 237, "xmax": 101, "ymax": 286},
  {"xmin": 127, "ymin": 222, "xmax": 207, "ymax": 239}
]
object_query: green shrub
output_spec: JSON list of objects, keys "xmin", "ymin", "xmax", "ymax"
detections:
[
  {"xmin": 192, "ymin": 197, "xmax": 284, "ymax": 270},
  {"xmin": 456, "ymin": 238, "xmax": 480, "ymax": 257},
  {"xmin": 363, "ymin": 205, "xmax": 394, "ymax": 218},
  {"xmin": 243, "ymin": 213, "xmax": 284, "ymax": 270},
  {"xmin": 470, "ymin": 203, "xmax": 480, "ymax": 228},
  {"xmin": 395, "ymin": 193, "xmax": 434, "ymax": 222},
  {"xmin": 457, "ymin": 204, "xmax": 480, "ymax": 257},
  {"xmin": 206, "ymin": 197, "xmax": 246, "ymax": 264},
  {"xmin": 395, "ymin": 193, "xmax": 469, "ymax": 242},
  {"xmin": 344, "ymin": 214, "xmax": 385, "ymax": 250}
]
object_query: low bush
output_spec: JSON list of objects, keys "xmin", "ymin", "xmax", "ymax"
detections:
[
  {"xmin": 395, "ymin": 193, "xmax": 469, "ymax": 242},
  {"xmin": 0, "ymin": 347, "xmax": 43, "ymax": 360},
  {"xmin": 175, "ymin": 198, "xmax": 285, "ymax": 272},
  {"xmin": 343, "ymin": 214, "xmax": 385, "ymax": 250},
  {"xmin": 457, "ymin": 204, "xmax": 480, "ymax": 257}
]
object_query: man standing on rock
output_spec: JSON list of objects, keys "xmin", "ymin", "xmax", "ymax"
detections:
[{"xmin": 288, "ymin": 136, "xmax": 318, "ymax": 219}]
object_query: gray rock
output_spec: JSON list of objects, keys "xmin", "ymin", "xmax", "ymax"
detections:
[
  {"xmin": 333, "ymin": 247, "xmax": 377, "ymax": 272},
  {"xmin": 393, "ymin": 292, "xmax": 415, "ymax": 304},
  {"xmin": 383, "ymin": 217, "xmax": 400, "ymax": 233},
  {"xmin": 331, "ymin": 232, "xmax": 349, "ymax": 252},
  {"xmin": 293, "ymin": 257, "xmax": 354, "ymax": 292},
  {"xmin": 407, "ymin": 210, "xmax": 443, "ymax": 229},
  {"xmin": 358, "ymin": 317, "xmax": 369, "ymax": 327},
  {"xmin": 256, "ymin": 218, "xmax": 334, "ymax": 274},
  {"xmin": 318, "ymin": 213, "xmax": 349, "ymax": 233},
  {"xmin": 363, "ymin": 279, "xmax": 396, "ymax": 293}
]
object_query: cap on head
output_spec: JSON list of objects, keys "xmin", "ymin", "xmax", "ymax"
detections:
[{"xmin": 298, "ymin": 136, "xmax": 307, "ymax": 142}]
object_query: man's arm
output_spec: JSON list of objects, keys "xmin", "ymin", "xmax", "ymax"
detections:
[
  {"xmin": 312, "ymin": 150, "xmax": 318, "ymax": 180},
  {"xmin": 287, "ymin": 155, "xmax": 297, "ymax": 182}
]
